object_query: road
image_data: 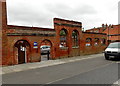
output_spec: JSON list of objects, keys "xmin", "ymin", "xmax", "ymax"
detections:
[{"xmin": 2, "ymin": 54, "xmax": 120, "ymax": 85}]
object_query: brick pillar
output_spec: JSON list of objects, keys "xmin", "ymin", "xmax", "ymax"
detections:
[
  {"xmin": 0, "ymin": 0, "xmax": 2, "ymax": 65},
  {"xmin": 31, "ymin": 44, "xmax": 41, "ymax": 62},
  {"xmin": 0, "ymin": 0, "xmax": 8, "ymax": 65}
]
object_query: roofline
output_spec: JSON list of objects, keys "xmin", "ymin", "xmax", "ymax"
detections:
[
  {"xmin": 7, "ymin": 25, "xmax": 55, "ymax": 31},
  {"xmin": 83, "ymin": 32, "xmax": 107, "ymax": 35},
  {"xmin": 54, "ymin": 18, "xmax": 82, "ymax": 24}
]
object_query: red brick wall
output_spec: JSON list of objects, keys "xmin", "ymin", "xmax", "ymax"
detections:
[
  {"xmin": 0, "ymin": 0, "xmax": 2, "ymax": 65},
  {"xmin": 103, "ymin": 25, "xmax": 120, "ymax": 42},
  {"xmin": 3, "ymin": 18, "xmax": 107, "ymax": 65},
  {"xmin": 0, "ymin": 0, "xmax": 8, "ymax": 65},
  {"xmin": 6, "ymin": 35, "xmax": 57, "ymax": 65},
  {"xmin": 1, "ymin": 1, "xmax": 107, "ymax": 65},
  {"xmin": 54, "ymin": 18, "xmax": 82, "ymax": 58},
  {"xmin": 81, "ymin": 32, "xmax": 107, "ymax": 55},
  {"xmin": 86, "ymin": 24, "xmax": 120, "ymax": 42}
]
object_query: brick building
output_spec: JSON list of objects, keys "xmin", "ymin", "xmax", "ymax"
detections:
[
  {"xmin": 86, "ymin": 24, "xmax": 120, "ymax": 43},
  {"xmin": 0, "ymin": 0, "xmax": 107, "ymax": 65}
]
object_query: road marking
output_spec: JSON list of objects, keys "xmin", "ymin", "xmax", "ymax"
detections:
[
  {"xmin": 113, "ymin": 79, "xmax": 120, "ymax": 85},
  {"xmin": 46, "ymin": 62, "xmax": 115, "ymax": 84},
  {"xmin": 116, "ymin": 62, "xmax": 120, "ymax": 63}
]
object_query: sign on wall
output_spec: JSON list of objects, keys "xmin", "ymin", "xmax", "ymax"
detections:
[
  {"xmin": 20, "ymin": 46, "xmax": 25, "ymax": 51},
  {"xmin": 33, "ymin": 42, "xmax": 38, "ymax": 48}
]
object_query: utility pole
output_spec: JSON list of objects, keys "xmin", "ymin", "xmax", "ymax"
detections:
[{"xmin": 108, "ymin": 25, "xmax": 111, "ymax": 44}]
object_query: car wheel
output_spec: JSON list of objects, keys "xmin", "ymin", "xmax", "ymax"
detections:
[{"xmin": 105, "ymin": 54, "xmax": 109, "ymax": 60}]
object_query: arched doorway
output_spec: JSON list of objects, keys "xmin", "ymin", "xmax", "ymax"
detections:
[
  {"xmin": 14, "ymin": 40, "xmax": 30, "ymax": 64},
  {"xmin": 40, "ymin": 39, "xmax": 52, "ymax": 61}
]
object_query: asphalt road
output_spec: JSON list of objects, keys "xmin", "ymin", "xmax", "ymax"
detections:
[{"xmin": 2, "ymin": 54, "xmax": 120, "ymax": 85}]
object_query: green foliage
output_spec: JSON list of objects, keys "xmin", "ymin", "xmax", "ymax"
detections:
[{"xmin": 60, "ymin": 30, "xmax": 67, "ymax": 36}]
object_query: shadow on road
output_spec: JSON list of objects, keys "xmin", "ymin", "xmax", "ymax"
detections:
[{"xmin": 110, "ymin": 58, "xmax": 120, "ymax": 61}]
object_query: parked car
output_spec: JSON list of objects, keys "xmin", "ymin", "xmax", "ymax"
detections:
[
  {"xmin": 40, "ymin": 45, "xmax": 50, "ymax": 55},
  {"xmin": 104, "ymin": 42, "xmax": 120, "ymax": 60}
]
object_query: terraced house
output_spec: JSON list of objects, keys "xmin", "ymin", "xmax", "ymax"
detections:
[{"xmin": 0, "ymin": 0, "xmax": 107, "ymax": 65}]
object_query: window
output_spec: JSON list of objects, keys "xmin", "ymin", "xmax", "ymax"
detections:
[
  {"xmin": 94, "ymin": 38, "xmax": 99, "ymax": 46},
  {"xmin": 86, "ymin": 38, "xmax": 92, "ymax": 46},
  {"xmin": 72, "ymin": 30, "xmax": 79, "ymax": 48},
  {"xmin": 101, "ymin": 38, "xmax": 106, "ymax": 45},
  {"xmin": 60, "ymin": 29, "xmax": 67, "ymax": 47},
  {"xmin": 95, "ymin": 30, "xmax": 99, "ymax": 33}
]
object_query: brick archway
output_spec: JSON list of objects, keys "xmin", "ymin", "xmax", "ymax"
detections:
[
  {"xmin": 14, "ymin": 40, "xmax": 31, "ymax": 64},
  {"xmin": 40, "ymin": 39, "xmax": 53, "ymax": 61}
]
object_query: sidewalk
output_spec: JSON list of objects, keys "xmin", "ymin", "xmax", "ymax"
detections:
[{"xmin": 1, "ymin": 53, "xmax": 103, "ymax": 75}]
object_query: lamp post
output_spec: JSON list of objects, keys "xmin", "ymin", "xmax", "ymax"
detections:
[
  {"xmin": 108, "ymin": 25, "xmax": 111, "ymax": 44},
  {"xmin": 108, "ymin": 27, "xmax": 109, "ymax": 44}
]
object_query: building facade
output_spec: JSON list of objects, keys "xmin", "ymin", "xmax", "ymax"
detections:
[
  {"xmin": 0, "ymin": 0, "xmax": 107, "ymax": 65},
  {"xmin": 86, "ymin": 24, "xmax": 120, "ymax": 43}
]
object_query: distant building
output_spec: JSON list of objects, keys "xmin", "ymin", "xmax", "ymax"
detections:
[{"xmin": 86, "ymin": 24, "xmax": 120, "ymax": 43}]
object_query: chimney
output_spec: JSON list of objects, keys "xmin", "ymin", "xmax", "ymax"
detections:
[
  {"xmin": 102, "ymin": 24, "xmax": 104, "ymax": 27},
  {"xmin": 0, "ymin": 0, "xmax": 7, "ymax": 29},
  {"xmin": 0, "ymin": 0, "xmax": 8, "ymax": 65}
]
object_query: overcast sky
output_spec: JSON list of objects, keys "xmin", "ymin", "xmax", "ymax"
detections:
[{"xmin": 6, "ymin": 0, "xmax": 119, "ymax": 30}]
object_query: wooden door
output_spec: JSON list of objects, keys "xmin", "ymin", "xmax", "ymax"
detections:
[{"xmin": 18, "ymin": 47, "xmax": 25, "ymax": 64}]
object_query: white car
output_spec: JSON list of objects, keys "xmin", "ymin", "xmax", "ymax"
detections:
[
  {"xmin": 59, "ymin": 44, "xmax": 64, "ymax": 48},
  {"xmin": 104, "ymin": 42, "xmax": 120, "ymax": 60},
  {"xmin": 40, "ymin": 45, "xmax": 50, "ymax": 55}
]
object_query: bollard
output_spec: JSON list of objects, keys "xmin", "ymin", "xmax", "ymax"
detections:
[{"xmin": 47, "ymin": 51, "xmax": 50, "ymax": 60}]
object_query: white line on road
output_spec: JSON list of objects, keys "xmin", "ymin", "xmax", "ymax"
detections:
[
  {"xmin": 113, "ymin": 79, "xmax": 120, "ymax": 85},
  {"xmin": 46, "ymin": 62, "xmax": 115, "ymax": 84}
]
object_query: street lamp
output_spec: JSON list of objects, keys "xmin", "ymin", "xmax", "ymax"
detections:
[{"xmin": 108, "ymin": 24, "xmax": 111, "ymax": 44}]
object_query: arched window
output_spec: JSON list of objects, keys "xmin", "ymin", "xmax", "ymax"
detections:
[
  {"xmin": 40, "ymin": 39, "xmax": 52, "ymax": 60},
  {"xmin": 60, "ymin": 29, "xmax": 67, "ymax": 47},
  {"xmin": 94, "ymin": 38, "xmax": 99, "ymax": 46},
  {"xmin": 101, "ymin": 38, "xmax": 106, "ymax": 45},
  {"xmin": 72, "ymin": 30, "xmax": 79, "ymax": 48},
  {"xmin": 86, "ymin": 38, "xmax": 92, "ymax": 46}
]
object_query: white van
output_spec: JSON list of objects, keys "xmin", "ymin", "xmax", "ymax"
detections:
[{"xmin": 104, "ymin": 42, "xmax": 120, "ymax": 60}]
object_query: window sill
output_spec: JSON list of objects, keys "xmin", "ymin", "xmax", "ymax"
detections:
[
  {"xmin": 72, "ymin": 46, "xmax": 79, "ymax": 48},
  {"xmin": 86, "ymin": 45, "xmax": 92, "ymax": 47},
  {"xmin": 101, "ymin": 44, "xmax": 106, "ymax": 46},
  {"xmin": 60, "ymin": 47, "xmax": 68, "ymax": 50}
]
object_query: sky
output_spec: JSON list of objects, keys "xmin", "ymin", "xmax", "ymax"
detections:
[{"xmin": 6, "ymin": 0, "xmax": 119, "ymax": 30}]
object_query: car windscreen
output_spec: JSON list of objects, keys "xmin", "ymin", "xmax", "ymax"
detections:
[
  {"xmin": 108, "ymin": 42, "xmax": 120, "ymax": 48},
  {"xmin": 41, "ymin": 46, "xmax": 50, "ymax": 49}
]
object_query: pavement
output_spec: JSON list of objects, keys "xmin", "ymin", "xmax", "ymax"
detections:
[
  {"xmin": 1, "ymin": 53, "xmax": 120, "ymax": 85},
  {"xmin": 1, "ymin": 53, "xmax": 103, "ymax": 75}
]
